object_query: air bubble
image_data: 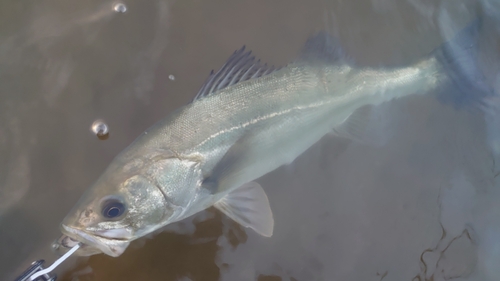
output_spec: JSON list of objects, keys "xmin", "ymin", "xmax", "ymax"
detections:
[
  {"xmin": 91, "ymin": 120, "xmax": 109, "ymax": 140},
  {"xmin": 169, "ymin": 75, "xmax": 175, "ymax": 81},
  {"xmin": 114, "ymin": 3, "xmax": 127, "ymax": 13}
]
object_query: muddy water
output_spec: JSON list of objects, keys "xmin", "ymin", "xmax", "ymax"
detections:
[{"xmin": 1, "ymin": 0, "xmax": 499, "ymax": 280}]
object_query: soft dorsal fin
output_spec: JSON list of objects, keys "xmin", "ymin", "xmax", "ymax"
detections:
[
  {"xmin": 192, "ymin": 46, "xmax": 279, "ymax": 102},
  {"xmin": 297, "ymin": 31, "xmax": 346, "ymax": 64}
]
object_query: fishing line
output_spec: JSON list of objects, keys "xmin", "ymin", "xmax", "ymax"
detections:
[{"xmin": 29, "ymin": 244, "xmax": 81, "ymax": 281}]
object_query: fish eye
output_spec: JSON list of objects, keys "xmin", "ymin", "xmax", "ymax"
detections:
[{"xmin": 101, "ymin": 199, "xmax": 126, "ymax": 219}]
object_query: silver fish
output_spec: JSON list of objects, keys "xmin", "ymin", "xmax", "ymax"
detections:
[{"xmin": 57, "ymin": 30, "xmax": 469, "ymax": 257}]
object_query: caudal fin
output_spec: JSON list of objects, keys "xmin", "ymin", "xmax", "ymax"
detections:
[{"xmin": 434, "ymin": 18, "xmax": 494, "ymax": 109}]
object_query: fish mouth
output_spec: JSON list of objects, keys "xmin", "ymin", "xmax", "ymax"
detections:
[
  {"xmin": 60, "ymin": 224, "xmax": 130, "ymax": 257},
  {"xmin": 53, "ymin": 234, "xmax": 101, "ymax": 257}
]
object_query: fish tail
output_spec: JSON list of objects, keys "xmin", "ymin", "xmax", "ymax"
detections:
[{"xmin": 434, "ymin": 18, "xmax": 495, "ymax": 109}]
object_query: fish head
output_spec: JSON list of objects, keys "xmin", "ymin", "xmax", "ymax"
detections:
[{"xmin": 59, "ymin": 152, "xmax": 191, "ymax": 257}]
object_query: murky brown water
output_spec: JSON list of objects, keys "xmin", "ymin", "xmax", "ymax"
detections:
[{"xmin": 2, "ymin": 0, "xmax": 500, "ymax": 280}]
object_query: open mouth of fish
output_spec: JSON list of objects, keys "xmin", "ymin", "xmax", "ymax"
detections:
[{"xmin": 55, "ymin": 225, "xmax": 130, "ymax": 257}]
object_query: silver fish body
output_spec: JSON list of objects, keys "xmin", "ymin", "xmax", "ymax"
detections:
[{"xmin": 58, "ymin": 32, "xmax": 459, "ymax": 257}]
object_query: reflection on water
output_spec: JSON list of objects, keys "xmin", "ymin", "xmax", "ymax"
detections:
[{"xmin": 1, "ymin": 0, "xmax": 500, "ymax": 280}]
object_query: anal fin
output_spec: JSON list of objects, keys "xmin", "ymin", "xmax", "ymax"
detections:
[{"xmin": 332, "ymin": 104, "xmax": 396, "ymax": 147}]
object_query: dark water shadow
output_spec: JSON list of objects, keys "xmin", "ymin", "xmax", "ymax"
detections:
[{"xmin": 59, "ymin": 210, "xmax": 226, "ymax": 281}]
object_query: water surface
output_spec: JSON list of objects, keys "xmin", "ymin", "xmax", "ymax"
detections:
[{"xmin": 1, "ymin": 0, "xmax": 500, "ymax": 280}]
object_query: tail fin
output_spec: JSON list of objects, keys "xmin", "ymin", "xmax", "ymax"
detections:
[{"xmin": 434, "ymin": 18, "xmax": 494, "ymax": 108}]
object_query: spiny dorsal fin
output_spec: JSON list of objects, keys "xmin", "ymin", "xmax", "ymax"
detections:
[{"xmin": 192, "ymin": 46, "xmax": 279, "ymax": 102}]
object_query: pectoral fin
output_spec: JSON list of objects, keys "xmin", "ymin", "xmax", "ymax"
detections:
[{"xmin": 214, "ymin": 181, "xmax": 274, "ymax": 237}]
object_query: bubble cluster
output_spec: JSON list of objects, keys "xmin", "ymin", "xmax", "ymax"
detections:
[
  {"xmin": 169, "ymin": 74, "xmax": 175, "ymax": 81},
  {"xmin": 91, "ymin": 120, "xmax": 109, "ymax": 140},
  {"xmin": 113, "ymin": 3, "xmax": 127, "ymax": 13}
]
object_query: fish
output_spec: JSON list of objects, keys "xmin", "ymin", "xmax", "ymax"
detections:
[{"xmin": 56, "ymin": 21, "xmax": 484, "ymax": 257}]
